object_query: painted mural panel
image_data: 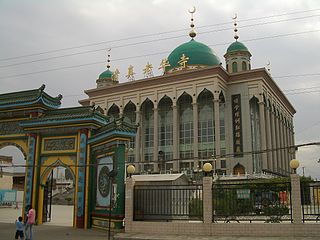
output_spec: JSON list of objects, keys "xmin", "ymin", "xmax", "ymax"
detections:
[
  {"xmin": 76, "ymin": 132, "xmax": 87, "ymax": 218},
  {"xmin": 43, "ymin": 137, "xmax": 76, "ymax": 152},
  {"xmin": 25, "ymin": 135, "xmax": 36, "ymax": 207},
  {"xmin": 96, "ymin": 156, "xmax": 113, "ymax": 208},
  {"xmin": 0, "ymin": 121, "xmax": 24, "ymax": 134},
  {"xmin": 232, "ymin": 94, "xmax": 243, "ymax": 157}
]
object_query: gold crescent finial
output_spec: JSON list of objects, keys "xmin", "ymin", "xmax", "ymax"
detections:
[
  {"xmin": 266, "ymin": 61, "xmax": 271, "ymax": 72},
  {"xmin": 188, "ymin": 6, "xmax": 196, "ymax": 39},
  {"xmin": 233, "ymin": 13, "xmax": 239, "ymax": 41},
  {"xmin": 106, "ymin": 48, "xmax": 111, "ymax": 69},
  {"xmin": 188, "ymin": 6, "xmax": 196, "ymax": 14},
  {"xmin": 232, "ymin": 13, "xmax": 237, "ymax": 20}
]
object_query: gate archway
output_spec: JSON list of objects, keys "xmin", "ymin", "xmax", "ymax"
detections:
[
  {"xmin": 38, "ymin": 156, "xmax": 76, "ymax": 225},
  {"xmin": 0, "ymin": 86, "xmax": 136, "ymax": 229}
]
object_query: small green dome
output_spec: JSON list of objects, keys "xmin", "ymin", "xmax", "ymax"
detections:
[
  {"xmin": 166, "ymin": 39, "xmax": 220, "ymax": 72},
  {"xmin": 226, "ymin": 41, "xmax": 249, "ymax": 53},
  {"xmin": 99, "ymin": 69, "xmax": 113, "ymax": 79}
]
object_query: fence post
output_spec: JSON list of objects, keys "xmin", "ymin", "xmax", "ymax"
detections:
[
  {"xmin": 125, "ymin": 177, "xmax": 135, "ymax": 232},
  {"xmin": 203, "ymin": 176, "xmax": 213, "ymax": 223},
  {"xmin": 290, "ymin": 173, "xmax": 302, "ymax": 224}
]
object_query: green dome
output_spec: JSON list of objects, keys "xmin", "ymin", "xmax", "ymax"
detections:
[
  {"xmin": 226, "ymin": 41, "xmax": 249, "ymax": 53},
  {"xmin": 166, "ymin": 39, "xmax": 220, "ymax": 72},
  {"xmin": 99, "ymin": 69, "xmax": 113, "ymax": 79}
]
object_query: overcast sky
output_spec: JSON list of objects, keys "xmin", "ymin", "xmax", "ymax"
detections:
[{"xmin": 0, "ymin": 0, "xmax": 319, "ymax": 177}]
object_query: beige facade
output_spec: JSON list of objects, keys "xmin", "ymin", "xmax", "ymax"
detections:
[
  {"xmin": 80, "ymin": 65, "xmax": 295, "ymax": 176},
  {"xmin": 122, "ymin": 175, "xmax": 320, "ymax": 238},
  {"xmin": 0, "ymin": 174, "xmax": 13, "ymax": 189},
  {"xmin": 0, "ymin": 155, "xmax": 13, "ymax": 189}
]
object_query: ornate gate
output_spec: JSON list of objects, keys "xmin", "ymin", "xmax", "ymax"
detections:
[
  {"xmin": 42, "ymin": 170, "xmax": 53, "ymax": 223},
  {"xmin": 0, "ymin": 85, "xmax": 136, "ymax": 229}
]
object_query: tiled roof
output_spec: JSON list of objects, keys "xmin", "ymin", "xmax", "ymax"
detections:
[
  {"xmin": 89, "ymin": 118, "xmax": 137, "ymax": 143},
  {"xmin": 0, "ymin": 85, "xmax": 61, "ymax": 109},
  {"xmin": 20, "ymin": 106, "xmax": 108, "ymax": 127},
  {"xmin": 132, "ymin": 173, "xmax": 187, "ymax": 182},
  {"xmin": 93, "ymin": 117, "xmax": 137, "ymax": 135}
]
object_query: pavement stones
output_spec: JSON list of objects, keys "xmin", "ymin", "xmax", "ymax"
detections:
[
  {"xmin": 114, "ymin": 233, "xmax": 320, "ymax": 240},
  {"xmin": 1, "ymin": 207, "xmax": 319, "ymax": 240},
  {"xmin": 0, "ymin": 222, "xmax": 114, "ymax": 240}
]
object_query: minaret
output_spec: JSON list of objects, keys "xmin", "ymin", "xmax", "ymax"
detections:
[
  {"xmin": 96, "ymin": 49, "xmax": 119, "ymax": 88},
  {"xmin": 189, "ymin": 6, "xmax": 196, "ymax": 39},
  {"xmin": 224, "ymin": 14, "xmax": 251, "ymax": 74}
]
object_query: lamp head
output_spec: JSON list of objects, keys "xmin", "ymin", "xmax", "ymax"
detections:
[
  {"xmin": 290, "ymin": 159, "xmax": 300, "ymax": 173},
  {"xmin": 127, "ymin": 165, "xmax": 135, "ymax": 177},
  {"xmin": 203, "ymin": 163, "xmax": 213, "ymax": 176}
]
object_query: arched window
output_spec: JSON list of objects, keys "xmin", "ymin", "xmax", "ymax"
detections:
[
  {"xmin": 250, "ymin": 97, "xmax": 262, "ymax": 173},
  {"xmin": 242, "ymin": 61, "xmax": 247, "ymax": 71},
  {"xmin": 232, "ymin": 62, "xmax": 238, "ymax": 73},
  {"xmin": 226, "ymin": 64, "xmax": 229, "ymax": 72},
  {"xmin": 158, "ymin": 96, "xmax": 173, "ymax": 163},
  {"xmin": 123, "ymin": 101, "xmax": 136, "ymax": 125},
  {"xmin": 197, "ymin": 89, "xmax": 214, "ymax": 159},
  {"xmin": 233, "ymin": 163, "xmax": 245, "ymax": 175},
  {"xmin": 141, "ymin": 99, "xmax": 154, "ymax": 163},
  {"xmin": 123, "ymin": 101, "xmax": 136, "ymax": 163},
  {"xmin": 107, "ymin": 104, "xmax": 120, "ymax": 120},
  {"xmin": 178, "ymin": 93, "xmax": 193, "ymax": 160},
  {"xmin": 219, "ymin": 96, "xmax": 226, "ymax": 157}
]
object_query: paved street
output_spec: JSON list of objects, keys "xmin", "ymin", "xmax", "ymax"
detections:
[
  {"xmin": 0, "ymin": 205, "xmax": 112, "ymax": 239},
  {"xmin": 114, "ymin": 233, "xmax": 320, "ymax": 240},
  {"xmin": 1, "ymin": 206, "xmax": 319, "ymax": 240},
  {"xmin": 0, "ymin": 222, "xmax": 112, "ymax": 240}
]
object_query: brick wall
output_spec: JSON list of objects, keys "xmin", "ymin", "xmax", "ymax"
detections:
[{"xmin": 124, "ymin": 174, "xmax": 320, "ymax": 237}]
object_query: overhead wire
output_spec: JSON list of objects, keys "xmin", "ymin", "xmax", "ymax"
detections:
[
  {"xmin": 1, "ymin": 141, "xmax": 319, "ymax": 168},
  {"xmin": 1, "ymin": 8, "xmax": 320, "ymax": 62},
  {"xmin": 1, "ymin": 14, "xmax": 320, "ymax": 69},
  {"xmin": 1, "ymin": 28, "xmax": 320, "ymax": 80}
]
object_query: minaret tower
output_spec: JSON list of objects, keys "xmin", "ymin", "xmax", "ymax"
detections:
[
  {"xmin": 224, "ymin": 14, "xmax": 252, "ymax": 74},
  {"xmin": 96, "ymin": 49, "xmax": 119, "ymax": 88},
  {"xmin": 189, "ymin": 6, "xmax": 196, "ymax": 39}
]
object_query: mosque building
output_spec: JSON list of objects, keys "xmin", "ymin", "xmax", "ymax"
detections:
[{"xmin": 80, "ymin": 11, "xmax": 296, "ymax": 177}]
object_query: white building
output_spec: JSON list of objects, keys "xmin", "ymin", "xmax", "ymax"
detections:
[{"xmin": 80, "ymin": 16, "xmax": 295, "ymax": 177}]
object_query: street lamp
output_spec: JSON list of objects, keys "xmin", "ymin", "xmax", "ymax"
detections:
[
  {"xmin": 211, "ymin": 154, "xmax": 217, "ymax": 176},
  {"xmin": 107, "ymin": 169, "xmax": 117, "ymax": 240},
  {"xmin": 290, "ymin": 159, "xmax": 300, "ymax": 174},
  {"xmin": 203, "ymin": 163, "xmax": 212, "ymax": 176},
  {"xmin": 127, "ymin": 164, "xmax": 135, "ymax": 178}
]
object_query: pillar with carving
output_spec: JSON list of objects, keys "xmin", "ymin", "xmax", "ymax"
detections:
[
  {"xmin": 258, "ymin": 100, "xmax": 267, "ymax": 170},
  {"xmin": 172, "ymin": 102, "xmax": 179, "ymax": 172},
  {"xmin": 134, "ymin": 110, "xmax": 141, "ymax": 172},
  {"xmin": 265, "ymin": 106, "xmax": 273, "ymax": 170},
  {"xmin": 76, "ymin": 128, "xmax": 88, "ymax": 228},
  {"xmin": 192, "ymin": 101, "xmax": 199, "ymax": 170},
  {"xmin": 153, "ymin": 107, "xmax": 159, "ymax": 172}
]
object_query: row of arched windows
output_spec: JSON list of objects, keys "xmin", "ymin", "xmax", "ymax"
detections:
[
  {"xmin": 107, "ymin": 90, "xmax": 226, "ymax": 164},
  {"xmin": 226, "ymin": 61, "xmax": 250, "ymax": 73}
]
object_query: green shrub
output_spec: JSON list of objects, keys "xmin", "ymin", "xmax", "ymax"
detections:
[
  {"xmin": 264, "ymin": 204, "xmax": 289, "ymax": 223},
  {"xmin": 189, "ymin": 198, "xmax": 203, "ymax": 218}
]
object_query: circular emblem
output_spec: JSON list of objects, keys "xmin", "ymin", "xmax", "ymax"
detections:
[{"xmin": 98, "ymin": 166, "xmax": 110, "ymax": 197}]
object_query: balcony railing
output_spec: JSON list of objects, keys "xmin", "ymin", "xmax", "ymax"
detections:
[
  {"xmin": 301, "ymin": 181, "xmax": 320, "ymax": 222},
  {"xmin": 212, "ymin": 181, "xmax": 292, "ymax": 223},
  {"xmin": 134, "ymin": 184, "xmax": 203, "ymax": 221}
]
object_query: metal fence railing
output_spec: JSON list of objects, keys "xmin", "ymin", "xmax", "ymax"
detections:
[
  {"xmin": 133, "ymin": 184, "xmax": 203, "ymax": 221},
  {"xmin": 212, "ymin": 181, "xmax": 292, "ymax": 223},
  {"xmin": 0, "ymin": 189, "xmax": 17, "ymax": 207},
  {"xmin": 301, "ymin": 181, "xmax": 320, "ymax": 222}
]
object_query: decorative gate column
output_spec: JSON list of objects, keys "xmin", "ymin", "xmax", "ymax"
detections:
[
  {"xmin": 76, "ymin": 129, "xmax": 88, "ymax": 228},
  {"xmin": 24, "ymin": 133, "xmax": 37, "ymax": 209}
]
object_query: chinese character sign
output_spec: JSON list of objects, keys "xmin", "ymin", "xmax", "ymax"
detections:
[{"xmin": 232, "ymin": 94, "xmax": 243, "ymax": 157}]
